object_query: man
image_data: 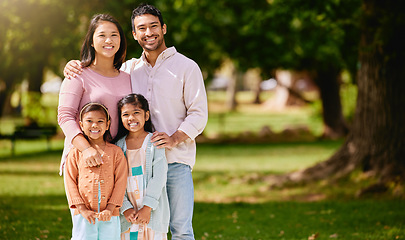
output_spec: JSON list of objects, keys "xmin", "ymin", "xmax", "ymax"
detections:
[{"xmin": 64, "ymin": 4, "xmax": 208, "ymax": 239}]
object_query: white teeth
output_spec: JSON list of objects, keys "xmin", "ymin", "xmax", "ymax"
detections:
[
  {"xmin": 129, "ymin": 122, "xmax": 138, "ymax": 126},
  {"xmin": 90, "ymin": 130, "xmax": 100, "ymax": 133},
  {"xmin": 104, "ymin": 46, "xmax": 113, "ymax": 49}
]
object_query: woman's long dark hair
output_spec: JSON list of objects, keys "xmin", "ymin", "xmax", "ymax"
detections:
[
  {"xmin": 80, "ymin": 13, "xmax": 127, "ymax": 70},
  {"xmin": 114, "ymin": 94, "xmax": 154, "ymax": 143}
]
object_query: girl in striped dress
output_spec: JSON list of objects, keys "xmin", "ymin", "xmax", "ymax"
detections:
[{"xmin": 115, "ymin": 94, "xmax": 169, "ymax": 240}]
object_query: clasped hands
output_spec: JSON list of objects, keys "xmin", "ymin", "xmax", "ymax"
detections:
[
  {"xmin": 80, "ymin": 209, "xmax": 113, "ymax": 224},
  {"xmin": 123, "ymin": 206, "xmax": 152, "ymax": 225}
]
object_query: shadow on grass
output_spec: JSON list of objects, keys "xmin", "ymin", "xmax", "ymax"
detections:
[{"xmin": 1, "ymin": 195, "xmax": 404, "ymax": 240}]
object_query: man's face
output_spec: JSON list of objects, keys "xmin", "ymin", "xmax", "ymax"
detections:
[{"xmin": 132, "ymin": 14, "xmax": 166, "ymax": 52}]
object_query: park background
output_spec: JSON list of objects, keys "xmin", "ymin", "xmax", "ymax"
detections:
[{"xmin": 0, "ymin": 0, "xmax": 404, "ymax": 239}]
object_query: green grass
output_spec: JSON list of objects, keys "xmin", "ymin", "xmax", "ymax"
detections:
[
  {"xmin": 194, "ymin": 141, "xmax": 343, "ymax": 203},
  {"xmin": 1, "ymin": 142, "xmax": 404, "ymax": 240},
  {"xmin": 205, "ymin": 91, "xmax": 325, "ymax": 138}
]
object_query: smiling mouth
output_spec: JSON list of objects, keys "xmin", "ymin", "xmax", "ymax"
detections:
[{"xmin": 145, "ymin": 37, "xmax": 157, "ymax": 43}]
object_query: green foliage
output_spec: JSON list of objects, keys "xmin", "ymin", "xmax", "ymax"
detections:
[
  {"xmin": 103, "ymin": 0, "xmax": 360, "ymax": 79},
  {"xmin": 0, "ymin": 0, "xmax": 108, "ymax": 119},
  {"xmin": 0, "ymin": 0, "xmax": 83, "ymax": 78},
  {"xmin": 20, "ymin": 92, "xmax": 45, "ymax": 124},
  {"xmin": 340, "ymin": 82, "xmax": 357, "ymax": 122}
]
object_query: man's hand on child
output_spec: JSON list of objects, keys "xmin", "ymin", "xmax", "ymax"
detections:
[
  {"xmin": 123, "ymin": 208, "xmax": 137, "ymax": 224},
  {"xmin": 134, "ymin": 206, "xmax": 152, "ymax": 224},
  {"xmin": 151, "ymin": 130, "xmax": 189, "ymax": 149},
  {"xmin": 63, "ymin": 60, "xmax": 82, "ymax": 79}
]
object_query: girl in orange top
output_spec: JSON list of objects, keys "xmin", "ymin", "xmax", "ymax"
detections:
[{"xmin": 64, "ymin": 103, "xmax": 128, "ymax": 240}]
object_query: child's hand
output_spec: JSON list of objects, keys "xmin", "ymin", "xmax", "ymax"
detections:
[
  {"xmin": 123, "ymin": 208, "xmax": 137, "ymax": 224},
  {"xmin": 134, "ymin": 206, "xmax": 152, "ymax": 224},
  {"xmin": 80, "ymin": 209, "xmax": 97, "ymax": 224},
  {"xmin": 97, "ymin": 209, "xmax": 112, "ymax": 222}
]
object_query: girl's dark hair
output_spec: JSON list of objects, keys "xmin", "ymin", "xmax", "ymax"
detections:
[
  {"xmin": 80, "ymin": 102, "xmax": 112, "ymax": 142},
  {"xmin": 114, "ymin": 94, "xmax": 154, "ymax": 143},
  {"xmin": 80, "ymin": 13, "xmax": 127, "ymax": 70},
  {"xmin": 131, "ymin": 3, "xmax": 165, "ymax": 33}
]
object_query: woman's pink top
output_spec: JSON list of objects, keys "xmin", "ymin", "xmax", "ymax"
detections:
[{"xmin": 58, "ymin": 68, "xmax": 131, "ymax": 174}]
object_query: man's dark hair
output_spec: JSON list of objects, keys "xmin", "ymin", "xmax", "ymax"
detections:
[{"xmin": 131, "ymin": 3, "xmax": 165, "ymax": 32}]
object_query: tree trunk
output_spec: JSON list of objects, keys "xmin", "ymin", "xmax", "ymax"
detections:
[
  {"xmin": 252, "ymin": 77, "xmax": 262, "ymax": 104},
  {"xmin": 315, "ymin": 67, "xmax": 349, "ymax": 139},
  {"xmin": 0, "ymin": 74, "xmax": 17, "ymax": 118},
  {"xmin": 28, "ymin": 62, "xmax": 44, "ymax": 92},
  {"xmin": 275, "ymin": 0, "xmax": 405, "ymax": 187},
  {"xmin": 226, "ymin": 65, "xmax": 242, "ymax": 111}
]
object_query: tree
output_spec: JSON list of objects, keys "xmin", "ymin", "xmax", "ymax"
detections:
[
  {"xmin": 264, "ymin": 0, "xmax": 361, "ymax": 138},
  {"xmin": 277, "ymin": 0, "xmax": 405, "ymax": 191},
  {"xmin": 153, "ymin": 0, "xmax": 360, "ymax": 136},
  {"xmin": 0, "ymin": 0, "xmax": 106, "ymax": 121}
]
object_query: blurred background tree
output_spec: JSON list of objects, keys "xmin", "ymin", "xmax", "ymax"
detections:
[
  {"xmin": 277, "ymin": 0, "xmax": 405, "ymax": 189},
  {"xmin": 0, "ymin": 0, "xmax": 103, "ymax": 122}
]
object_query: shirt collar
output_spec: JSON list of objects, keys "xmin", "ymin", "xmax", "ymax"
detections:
[{"xmin": 140, "ymin": 46, "xmax": 177, "ymax": 66}]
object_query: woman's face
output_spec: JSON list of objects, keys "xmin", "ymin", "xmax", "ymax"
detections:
[{"xmin": 92, "ymin": 21, "xmax": 121, "ymax": 59}]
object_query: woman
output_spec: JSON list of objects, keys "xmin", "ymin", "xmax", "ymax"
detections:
[{"xmin": 58, "ymin": 13, "xmax": 131, "ymax": 175}]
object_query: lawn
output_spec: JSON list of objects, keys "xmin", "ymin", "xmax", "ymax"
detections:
[{"xmin": 0, "ymin": 141, "xmax": 404, "ymax": 240}]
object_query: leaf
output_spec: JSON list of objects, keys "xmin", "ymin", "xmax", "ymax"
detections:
[{"xmin": 308, "ymin": 233, "xmax": 319, "ymax": 240}]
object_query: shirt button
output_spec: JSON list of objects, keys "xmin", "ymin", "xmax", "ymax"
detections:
[
  {"xmin": 100, "ymin": 180, "xmax": 104, "ymax": 184},
  {"xmin": 102, "ymin": 196, "xmax": 106, "ymax": 200}
]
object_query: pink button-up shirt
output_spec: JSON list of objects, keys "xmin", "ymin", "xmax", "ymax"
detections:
[{"xmin": 122, "ymin": 47, "xmax": 208, "ymax": 168}]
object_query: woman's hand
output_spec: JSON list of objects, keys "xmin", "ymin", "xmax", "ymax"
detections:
[
  {"xmin": 63, "ymin": 60, "xmax": 82, "ymax": 79},
  {"xmin": 82, "ymin": 146, "xmax": 103, "ymax": 167}
]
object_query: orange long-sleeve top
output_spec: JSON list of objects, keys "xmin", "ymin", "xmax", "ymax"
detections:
[{"xmin": 64, "ymin": 142, "xmax": 128, "ymax": 216}]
